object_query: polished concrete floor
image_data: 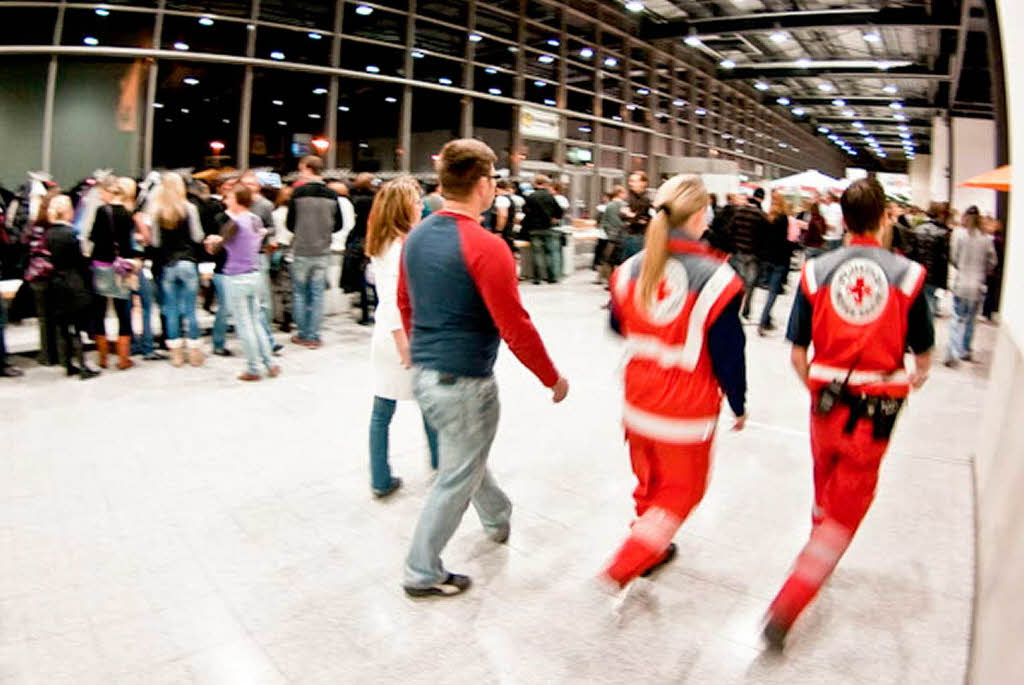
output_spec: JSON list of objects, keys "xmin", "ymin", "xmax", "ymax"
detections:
[{"xmin": 0, "ymin": 269, "xmax": 985, "ymax": 684}]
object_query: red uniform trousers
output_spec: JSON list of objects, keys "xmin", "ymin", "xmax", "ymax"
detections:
[
  {"xmin": 604, "ymin": 433, "xmax": 713, "ymax": 586},
  {"xmin": 768, "ymin": 404, "xmax": 890, "ymax": 628}
]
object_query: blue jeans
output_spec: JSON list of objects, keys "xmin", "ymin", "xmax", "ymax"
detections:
[
  {"xmin": 924, "ymin": 284, "xmax": 939, "ymax": 319},
  {"xmin": 948, "ymin": 296, "xmax": 980, "ymax": 361},
  {"xmin": 621, "ymin": 234, "xmax": 645, "ymax": 262},
  {"xmin": 530, "ymin": 230, "xmax": 562, "ymax": 283},
  {"xmin": 369, "ymin": 396, "xmax": 440, "ymax": 491},
  {"xmin": 131, "ymin": 269, "xmax": 157, "ymax": 355},
  {"xmin": 291, "ymin": 255, "xmax": 329, "ymax": 342},
  {"xmin": 404, "ymin": 369, "xmax": 511, "ymax": 588},
  {"xmin": 161, "ymin": 260, "xmax": 200, "ymax": 341},
  {"xmin": 731, "ymin": 253, "xmax": 760, "ymax": 318},
  {"xmin": 225, "ymin": 271, "xmax": 274, "ymax": 375},
  {"xmin": 214, "ymin": 271, "xmax": 275, "ymax": 352},
  {"xmin": 759, "ymin": 262, "xmax": 788, "ymax": 328}
]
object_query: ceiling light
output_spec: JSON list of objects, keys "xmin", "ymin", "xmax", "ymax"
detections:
[
  {"xmin": 270, "ymin": 51, "xmax": 285, "ymax": 60},
  {"xmin": 469, "ymin": 33, "xmax": 483, "ymax": 43},
  {"xmin": 889, "ymin": 101, "xmax": 903, "ymax": 109},
  {"xmin": 900, "ymin": 132, "xmax": 911, "ymax": 139},
  {"xmin": 359, "ymin": 143, "xmax": 369, "ymax": 149},
  {"xmin": 721, "ymin": 133, "xmax": 732, "ymax": 140},
  {"xmin": 684, "ymin": 35, "xmax": 702, "ymax": 47},
  {"xmin": 544, "ymin": 98, "xmax": 557, "ymax": 106},
  {"xmin": 625, "ymin": 1, "xmax": 645, "ymax": 12},
  {"xmin": 308, "ymin": 113, "xmax": 321, "ymax": 119},
  {"xmin": 883, "ymin": 85, "xmax": 898, "ymax": 94},
  {"xmin": 863, "ymin": 31, "xmax": 882, "ymax": 43},
  {"xmin": 817, "ymin": 83, "xmax": 835, "ymax": 92},
  {"xmin": 180, "ymin": 108, "xmax": 190, "ymax": 114},
  {"xmin": 776, "ymin": 97, "xmax": 790, "ymax": 106},
  {"xmin": 778, "ymin": 142, "xmax": 789, "ymax": 148},
  {"xmin": 754, "ymin": 82, "xmax": 770, "ymax": 91},
  {"xmin": 365, "ymin": 65, "xmax": 380, "ymax": 73},
  {"xmin": 672, "ymin": 99, "xmax": 685, "ymax": 107},
  {"xmin": 852, "ymin": 121, "xmax": 864, "ymax": 128},
  {"xmin": 174, "ymin": 42, "xmax": 190, "ymax": 51},
  {"xmin": 547, "ymin": 39, "xmax": 560, "ymax": 47},
  {"xmin": 792, "ymin": 107, "xmax": 806, "ymax": 116},
  {"xmin": 271, "ymin": 100, "xmax": 285, "ymax": 108},
  {"xmin": 485, "ymin": 67, "xmax": 498, "ymax": 74},
  {"xmin": 832, "ymin": 99, "xmax": 846, "ymax": 107},
  {"xmin": 827, "ymin": 134, "xmax": 838, "ymax": 140},
  {"xmin": 152, "ymin": 102, "xmax": 164, "ymax": 109},
  {"xmin": 612, "ymin": 115, "xmax": 622, "ymax": 121},
  {"xmin": 579, "ymin": 48, "xmax": 594, "ymax": 59},
  {"xmin": 95, "ymin": 8, "xmax": 110, "ymax": 16},
  {"xmin": 894, "ymin": 113, "xmax": 907, "ymax": 121},
  {"xmin": 534, "ymin": 80, "xmax": 546, "ymax": 87},
  {"xmin": 438, "ymin": 77, "xmax": 453, "ymax": 85},
  {"xmin": 355, "ymin": 4, "xmax": 373, "ymax": 15},
  {"xmin": 222, "ymin": 118, "xmax": 230, "ymax": 124},
  {"xmin": 308, "ymin": 32, "xmax": 323, "ymax": 40},
  {"xmin": 637, "ymin": 87, "xmax": 649, "ymax": 95},
  {"xmin": 579, "ymin": 125, "xmax": 592, "ymax": 133},
  {"xmin": 338, "ymin": 105, "xmax": 350, "ymax": 112},
  {"xmin": 898, "ymin": 125, "xmax": 910, "ymax": 132},
  {"xmin": 626, "ymin": 104, "xmax": 636, "ymax": 111},
  {"xmin": 769, "ymin": 31, "xmax": 788, "ymax": 43},
  {"xmin": 720, "ymin": 59, "xmax": 736, "ymax": 69},
  {"xmin": 508, "ymin": 46, "xmax": 519, "ymax": 53},
  {"xmin": 604, "ymin": 57, "xmax": 618, "ymax": 67},
  {"xmin": 313, "ymin": 87, "xmax": 328, "ymax": 95},
  {"xmin": 843, "ymin": 109, "xmax": 855, "ymax": 117},
  {"xmin": 876, "ymin": 60, "xmax": 893, "ymax": 70},
  {"xmin": 199, "ymin": 16, "xmax": 214, "ymax": 26},
  {"xmin": 183, "ymin": 77, "xmax": 199, "ymax": 85},
  {"xmin": 695, "ymin": 108, "xmax": 707, "ymax": 116},
  {"xmin": 818, "ymin": 126, "xmax": 830, "ymax": 133},
  {"xmin": 411, "ymin": 50, "xmax": 424, "ymax": 59},
  {"xmin": 796, "ymin": 58, "xmax": 811, "ymax": 68},
  {"xmin": 489, "ymin": 88, "xmax": 502, "ymax": 95},
  {"xmin": 385, "ymin": 96, "xmax": 397, "ymax": 103}
]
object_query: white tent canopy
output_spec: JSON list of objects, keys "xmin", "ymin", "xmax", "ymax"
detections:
[{"xmin": 767, "ymin": 169, "xmax": 849, "ymax": 192}]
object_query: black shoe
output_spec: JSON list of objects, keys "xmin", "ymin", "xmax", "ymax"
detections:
[
  {"xmin": 66, "ymin": 365, "xmax": 81, "ymax": 377},
  {"xmin": 273, "ymin": 343, "xmax": 284, "ymax": 354},
  {"xmin": 143, "ymin": 351, "xmax": 168, "ymax": 361},
  {"xmin": 404, "ymin": 573, "xmax": 472, "ymax": 598},
  {"xmin": 944, "ymin": 358, "xmax": 960, "ymax": 369},
  {"xmin": 757, "ymin": 327, "xmax": 768, "ymax": 337},
  {"xmin": 762, "ymin": 617, "xmax": 789, "ymax": 652},
  {"xmin": 641, "ymin": 543, "xmax": 677, "ymax": 578},
  {"xmin": 357, "ymin": 318, "xmax": 374, "ymax": 326},
  {"xmin": 0, "ymin": 366, "xmax": 24, "ymax": 378},
  {"xmin": 490, "ymin": 524, "xmax": 510, "ymax": 544},
  {"xmin": 214, "ymin": 348, "xmax": 234, "ymax": 357},
  {"xmin": 79, "ymin": 366, "xmax": 101, "ymax": 380},
  {"xmin": 961, "ymin": 352, "xmax": 974, "ymax": 362},
  {"xmin": 372, "ymin": 477, "xmax": 402, "ymax": 499},
  {"xmin": 279, "ymin": 322, "xmax": 292, "ymax": 333}
]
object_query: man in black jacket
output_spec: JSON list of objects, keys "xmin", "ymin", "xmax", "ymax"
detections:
[
  {"xmin": 521, "ymin": 174, "xmax": 564, "ymax": 284},
  {"xmin": 904, "ymin": 202, "xmax": 952, "ymax": 317},
  {"xmin": 726, "ymin": 188, "xmax": 770, "ymax": 319},
  {"xmin": 287, "ymin": 156, "xmax": 344, "ymax": 348},
  {"xmin": 342, "ymin": 173, "xmax": 377, "ymax": 325}
]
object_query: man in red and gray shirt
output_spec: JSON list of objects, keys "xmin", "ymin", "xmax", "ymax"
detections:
[{"xmin": 398, "ymin": 139, "xmax": 569, "ymax": 598}]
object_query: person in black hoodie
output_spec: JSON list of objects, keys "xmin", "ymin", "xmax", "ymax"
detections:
[
  {"xmin": 341, "ymin": 173, "xmax": 378, "ymax": 325},
  {"xmin": 46, "ymin": 195, "xmax": 99, "ymax": 379},
  {"xmin": 905, "ymin": 202, "xmax": 952, "ymax": 318},
  {"xmin": 757, "ymin": 190, "xmax": 794, "ymax": 336},
  {"xmin": 725, "ymin": 188, "xmax": 771, "ymax": 319},
  {"xmin": 520, "ymin": 174, "xmax": 564, "ymax": 284}
]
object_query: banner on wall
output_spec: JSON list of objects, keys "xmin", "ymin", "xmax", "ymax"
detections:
[{"xmin": 520, "ymin": 106, "xmax": 560, "ymax": 141}]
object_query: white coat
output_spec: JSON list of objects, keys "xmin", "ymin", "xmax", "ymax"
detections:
[{"xmin": 370, "ymin": 239, "xmax": 413, "ymax": 400}]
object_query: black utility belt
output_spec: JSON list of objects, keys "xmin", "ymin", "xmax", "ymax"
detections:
[{"xmin": 815, "ymin": 381, "xmax": 905, "ymax": 440}]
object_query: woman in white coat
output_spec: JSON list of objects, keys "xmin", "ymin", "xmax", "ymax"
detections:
[{"xmin": 366, "ymin": 176, "xmax": 439, "ymax": 498}]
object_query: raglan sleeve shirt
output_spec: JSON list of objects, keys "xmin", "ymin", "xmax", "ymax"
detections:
[{"xmin": 461, "ymin": 227, "xmax": 560, "ymax": 387}]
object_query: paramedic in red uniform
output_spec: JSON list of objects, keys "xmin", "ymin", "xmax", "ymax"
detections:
[
  {"xmin": 601, "ymin": 174, "xmax": 748, "ymax": 592},
  {"xmin": 398, "ymin": 139, "xmax": 569, "ymax": 598},
  {"xmin": 763, "ymin": 178, "xmax": 934, "ymax": 649}
]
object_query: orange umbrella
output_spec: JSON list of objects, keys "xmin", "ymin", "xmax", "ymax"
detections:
[{"xmin": 959, "ymin": 165, "xmax": 1011, "ymax": 192}]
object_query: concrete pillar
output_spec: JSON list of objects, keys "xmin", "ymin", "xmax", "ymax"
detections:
[{"xmin": 929, "ymin": 115, "xmax": 950, "ymax": 203}]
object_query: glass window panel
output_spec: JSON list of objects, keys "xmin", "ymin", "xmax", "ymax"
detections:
[
  {"xmin": 413, "ymin": 54, "xmax": 463, "ymax": 86},
  {"xmin": 161, "ymin": 14, "xmax": 248, "ymax": 54},
  {"xmin": 414, "ymin": 19, "xmax": 465, "ymax": 57},
  {"xmin": 153, "ymin": 61, "xmax": 242, "ymax": 171},
  {"xmin": 340, "ymin": 41, "xmax": 406, "ymax": 77},
  {"xmin": 474, "ymin": 67, "xmax": 513, "ymax": 98},
  {"xmin": 486, "ymin": 0, "xmax": 520, "ymax": 16},
  {"xmin": 368, "ymin": 0, "xmax": 410, "ymax": 12},
  {"xmin": 525, "ymin": 1, "xmax": 557, "ymax": 24},
  {"xmin": 602, "ymin": 32, "xmax": 624, "ymax": 55},
  {"xmin": 566, "ymin": 62, "xmax": 593, "ymax": 91},
  {"xmin": 474, "ymin": 99, "xmax": 514, "ymax": 170},
  {"xmin": 0, "ymin": 57, "xmax": 48, "ymax": 188},
  {"xmin": 601, "ymin": 100, "xmax": 622, "ymax": 121},
  {"xmin": 567, "ymin": 90, "xmax": 593, "ymax": 116},
  {"xmin": 256, "ymin": 26, "xmax": 332, "ymax": 64},
  {"xmin": 524, "ymin": 23, "xmax": 558, "ymax": 53},
  {"xmin": 417, "ymin": 0, "xmax": 467, "ymax": 26},
  {"xmin": 524, "ymin": 80, "xmax": 557, "ymax": 108},
  {"xmin": 566, "ymin": 14, "xmax": 595, "ymax": 45},
  {"xmin": 0, "ymin": 7, "xmax": 58, "ymax": 46},
  {"xmin": 248, "ymin": 68, "xmax": 329, "ymax": 172},
  {"xmin": 335, "ymin": 78, "xmax": 402, "ymax": 172},
  {"xmin": 345, "ymin": 4, "xmax": 405, "ymax": 43},
  {"xmin": 259, "ymin": 0, "xmax": 334, "ymax": 28},
  {"xmin": 601, "ymin": 125, "xmax": 623, "ymax": 147},
  {"xmin": 600, "ymin": 149, "xmax": 622, "ymax": 169},
  {"xmin": 61, "ymin": 8, "xmax": 155, "ymax": 48},
  {"xmin": 411, "ymin": 87, "xmax": 459, "ymax": 173},
  {"xmin": 474, "ymin": 44, "xmax": 517, "ymax": 71},
  {"xmin": 523, "ymin": 50, "xmax": 558, "ymax": 81},
  {"xmin": 524, "ymin": 140, "xmax": 555, "ymax": 164},
  {"xmin": 475, "ymin": 8, "xmax": 517, "ymax": 42},
  {"xmin": 166, "ymin": 1, "xmax": 250, "ymax": 18},
  {"xmin": 567, "ymin": 117, "xmax": 593, "ymax": 144}
]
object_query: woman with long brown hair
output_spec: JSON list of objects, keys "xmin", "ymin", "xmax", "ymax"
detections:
[
  {"xmin": 757, "ymin": 189, "xmax": 795, "ymax": 336},
  {"xmin": 601, "ymin": 174, "xmax": 747, "ymax": 602},
  {"xmin": 365, "ymin": 176, "xmax": 439, "ymax": 498}
]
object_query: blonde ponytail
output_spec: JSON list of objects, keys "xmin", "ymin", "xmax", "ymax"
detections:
[{"xmin": 636, "ymin": 174, "xmax": 708, "ymax": 310}]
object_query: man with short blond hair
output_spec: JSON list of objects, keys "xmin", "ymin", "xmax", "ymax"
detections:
[{"xmin": 398, "ymin": 138, "xmax": 569, "ymax": 598}]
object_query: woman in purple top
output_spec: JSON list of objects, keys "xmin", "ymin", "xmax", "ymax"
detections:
[{"xmin": 205, "ymin": 186, "xmax": 281, "ymax": 381}]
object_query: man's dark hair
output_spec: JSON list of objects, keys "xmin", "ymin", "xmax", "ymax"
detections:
[
  {"xmin": 840, "ymin": 177, "xmax": 887, "ymax": 235},
  {"xmin": 496, "ymin": 180, "xmax": 513, "ymax": 191},
  {"xmin": 927, "ymin": 201, "xmax": 951, "ymax": 225},
  {"xmin": 752, "ymin": 187, "xmax": 765, "ymax": 201},
  {"xmin": 437, "ymin": 138, "xmax": 497, "ymax": 199},
  {"xmin": 300, "ymin": 155, "xmax": 324, "ymax": 175}
]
